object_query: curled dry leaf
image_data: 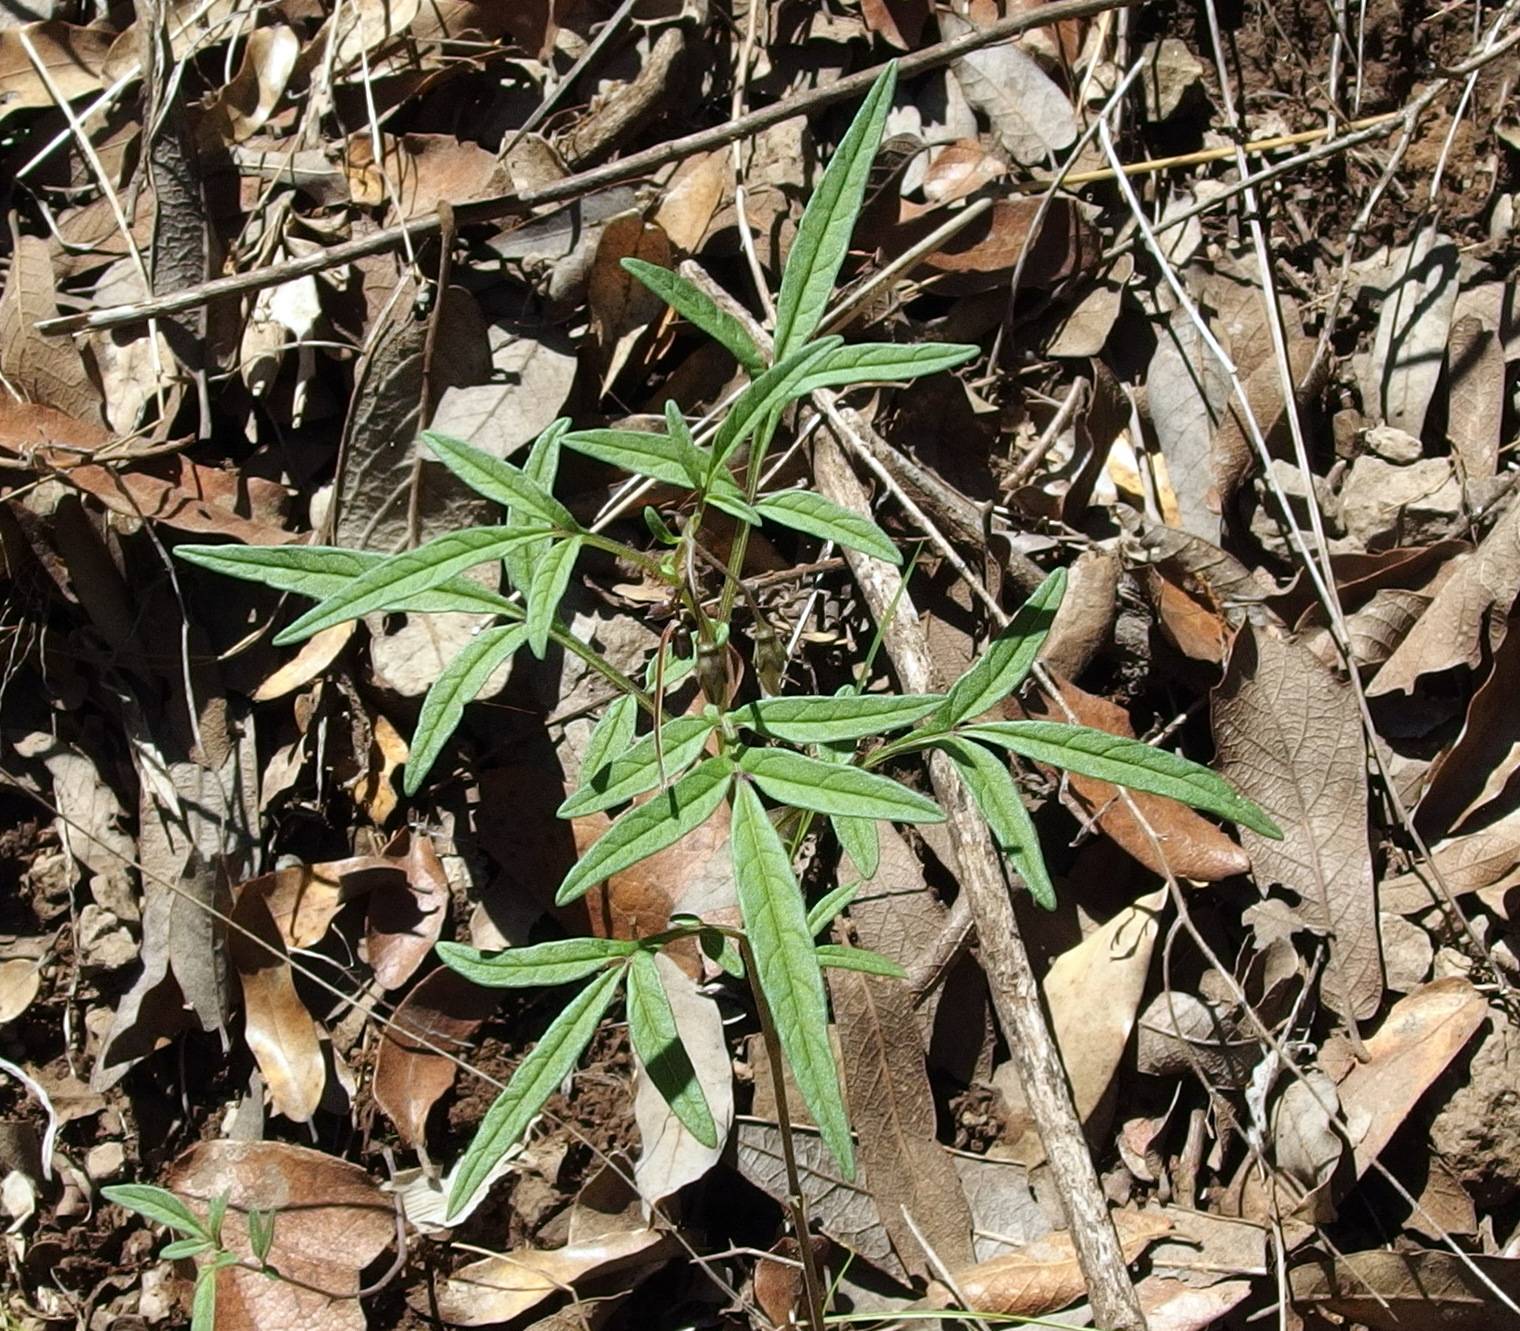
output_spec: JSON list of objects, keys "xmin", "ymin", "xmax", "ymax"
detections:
[
  {"xmin": 204, "ymin": 23, "xmax": 299, "ymax": 143},
  {"xmin": 1212, "ymin": 625, "xmax": 1384, "ymax": 1018},
  {"xmin": 438, "ymin": 1229, "xmax": 674, "ymax": 1326},
  {"xmin": 346, "ymin": 133, "xmax": 510, "ymax": 221},
  {"xmin": 1026, "ymin": 677, "xmax": 1251, "ymax": 881},
  {"xmin": 939, "ymin": 1208, "xmax": 1172, "ymax": 1317},
  {"xmin": 229, "ymin": 886, "xmax": 326, "ymax": 1123},
  {"xmin": 994, "ymin": 889, "xmax": 1165, "ymax": 1165},
  {"xmin": 1289, "ymin": 1248, "xmax": 1520, "ymax": 1331},
  {"xmin": 365, "ymin": 829, "xmax": 449, "ymax": 990},
  {"xmin": 167, "ymin": 1140, "xmax": 394, "ymax": 1331},
  {"xmin": 0, "ymin": 21, "xmax": 111, "ymax": 122},
  {"xmin": 373, "ymin": 966, "xmax": 499, "ymax": 1149}
]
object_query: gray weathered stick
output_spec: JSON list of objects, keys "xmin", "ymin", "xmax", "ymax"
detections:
[{"xmin": 813, "ymin": 434, "xmax": 1149, "ymax": 1331}]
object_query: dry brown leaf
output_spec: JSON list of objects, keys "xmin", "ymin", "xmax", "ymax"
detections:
[
  {"xmin": 1364, "ymin": 228, "xmax": 1460, "ymax": 438},
  {"xmin": 1137, "ymin": 1277, "xmax": 1253, "ymax": 1331},
  {"xmin": 167, "ymin": 1140, "xmax": 394, "ymax": 1331},
  {"xmin": 0, "ymin": 958, "xmax": 41, "ymax": 1024},
  {"xmin": 1447, "ymin": 282, "xmax": 1510, "ymax": 480},
  {"xmin": 941, "ymin": 1208, "xmax": 1172, "ymax": 1316},
  {"xmin": 943, "ymin": 11, "xmax": 1078, "ymax": 164},
  {"xmin": 252, "ymin": 623, "xmax": 355, "ymax": 702},
  {"xmin": 66, "ymin": 459, "xmax": 292, "ymax": 544},
  {"xmin": 589, "ymin": 212, "xmax": 672, "ymax": 392},
  {"xmin": 0, "ymin": 21, "xmax": 111, "ymax": 122},
  {"xmin": 995, "ymin": 889, "xmax": 1165, "ymax": 1164},
  {"xmin": 653, "ymin": 151, "xmax": 729, "ymax": 254},
  {"xmin": 917, "ymin": 197, "xmax": 1088, "ymax": 287},
  {"xmin": 346, "ymin": 132, "xmax": 510, "ymax": 220},
  {"xmin": 1289, "ymin": 1249, "xmax": 1520, "ymax": 1330},
  {"xmin": 860, "ymin": 0, "xmax": 929, "ymax": 48},
  {"xmin": 204, "ymin": 23, "xmax": 299, "ymax": 143},
  {"xmin": 352, "ymin": 713, "xmax": 407, "ymax": 825},
  {"xmin": 373, "ymin": 966, "xmax": 498, "ymax": 1148},
  {"xmin": 921, "ymin": 139, "xmax": 1007, "ymax": 205},
  {"xmin": 1026, "ymin": 679, "xmax": 1251, "ymax": 881},
  {"xmin": 831, "ymin": 964, "xmax": 976, "ymax": 1277},
  {"xmin": 229, "ymin": 887, "xmax": 326, "ymax": 1123},
  {"xmin": 1213, "ymin": 626, "xmax": 1384, "ymax": 1017},
  {"xmin": 365, "ymin": 829, "xmax": 449, "ymax": 990},
  {"xmin": 1380, "ymin": 810, "xmax": 1520, "ymax": 913},
  {"xmin": 328, "ymin": 0, "xmax": 423, "ymax": 71},
  {"xmin": 0, "ymin": 231, "xmax": 103, "ymax": 424},
  {"xmin": 1334, "ymin": 977, "xmax": 1487, "ymax": 1180},
  {"xmin": 1368, "ymin": 490, "xmax": 1520, "ymax": 698},
  {"xmin": 0, "ymin": 398, "xmax": 109, "ymax": 464},
  {"xmin": 438, "ymin": 1229, "xmax": 673, "ymax": 1326}
]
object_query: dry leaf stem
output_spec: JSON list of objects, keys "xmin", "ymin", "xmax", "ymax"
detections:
[
  {"xmin": 811, "ymin": 437, "xmax": 1149, "ymax": 1331},
  {"xmin": 40, "ymin": 0, "xmax": 1130, "ymax": 337}
]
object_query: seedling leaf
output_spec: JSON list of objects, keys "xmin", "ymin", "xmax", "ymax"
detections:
[
  {"xmin": 730, "ymin": 780, "xmax": 854, "ymax": 1175},
  {"xmin": 754, "ymin": 489, "xmax": 901, "ymax": 564},
  {"xmin": 795, "ymin": 340, "xmax": 979, "ymax": 395},
  {"xmin": 407, "ymin": 624, "xmax": 528, "ymax": 795},
  {"xmin": 739, "ymin": 748, "xmax": 944, "ymax": 823},
  {"xmin": 437, "ymin": 937, "xmax": 639, "ymax": 988},
  {"xmin": 423, "ymin": 431, "xmax": 577, "ymax": 530},
  {"xmin": 935, "ymin": 568, "xmax": 1067, "ymax": 726},
  {"xmin": 734, "ymin": 692, "xmax": 942, "ymax": 744},
  {"xmin": 559, "ymin": 715, "xmax": 718, "ymax": 817},
  {"xmin": 622, "ymin": 258, "xmax": 767, "ymax": 374},
  {"xmin": 101, "ymin": 1184, "xmax": 207, "ymax": 1239},
  {"xmin": 448, "ymin": 964, "xmax": 624, "ymax": 1217},
  {"xmin": 526, "ymin": 535, "xmax": 584, "ymax": 658},
  {"xmin": 626, "ymin": 950, "xmax": 720, "ymax": 1148},
  {"xmin": 815, "ymin": 943, "xmax": 908, "ymax": 978},
  {"xmin": 936, "ymin": 736, "xmax": 1056, "ymax": 909}
]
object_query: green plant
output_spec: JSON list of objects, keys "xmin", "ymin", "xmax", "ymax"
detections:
[
  {"xmin": 174, "ymin": 63, "xmax": 1279, "ymax": 1226},
  {"xmin": 102, "ymin": 1183, "xmax": 278, "ymax": 1329}
]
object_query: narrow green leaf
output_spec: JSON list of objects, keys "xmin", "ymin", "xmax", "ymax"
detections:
[
  {"xmin": 581, "ymin": 694, "xmax": 638, "ymax": 786},
  {"xmin": 707, "ymin": 488, "xmax": 764, "ymax": 525},
  {"xmin": 437, "ymin": 937, "xmax": 639, "ymax": 988},
  {"xmin": 755, "ymin": 490, "xmax": 900, "ymax": 564},
  {"xmin": 806, "ymin": 881, "xmax": 860, "ymax": 936},
  {"xmin": 734, "ymin": 692, "xmax": 942, "ymax": 744},
  {"xmin": 423, "ymin": 431, "xmax": 578, "ymax": 530},
  {"xmin": 160, "ymin": 1237, "xmax": 214, "ymax": 1260},
  {"xmin": 562, "ymin": 429, "xmax": 697, "ymax": 488},
  {"xmin": 557, "ymin": 757, "xmax": 736, "ymax": 905},
  {"xmin": 709, "ymin": 339, "xmax": 843, "ymax": 474},
  {"xmin": 273, "ymin": 528, "xmax": 546, "ymax": 645},
  {"xmin": 621, "ymin": 258, "xmax": 767, "ymax": 374},
  {"xmin": 626, "ymin": 951, "xmax": 719, "ymax": 1148},
  {"xmin": 191, "ymin": 1268, "xmax": 219, "ymax": 1331},
  {"xmin": 101, "ymin": 1184, "xmax": 207, "ymax": 1238},
  {"xmin": 795, "ymin": 341, "xmax": 980, "ymax": 396},
  {"xmin": 936, "ymin": 737, "xmax": 1055, "ymax": 909},
  {"xmin": 935, "ymin": 568, "xmax": 1068, "ymax": 727},
  {"xmin": 833, "ymin": 815, "xmax": 879, "ymax": 878},
  {"xmin": 407, "ymin": 624, "xmax": 528, "ymax": 796},
  {"xmin": 559, "ymin": 715, "xmax": 717, "ymax": 817},
  {"xmin": 176, "ymin": 543, "xmax": 521, "ymax": 619},
  {"xmin": 663, "ymin": 400, "xmax": 710, "ymax": 486},
  {"xmin": 247, "ymin": 1209, "xmax": 278, "ymax": 1265},
  {"xmin": 730, "ymin": 780, "xmax": 853, "ymax": 1175},
  {"xmin": 815, "ymin": 943, "xmax": 907, "ymax": 978},
  {"xmin": 773, "ymin": 62, "xmax": 898, "ymax": 358},
  {"xmin": 963, "ymin": 721, "xmax": 1285, "ymax": 838},
  {"xmin": 448, "ymin": 965, "xmax": 624, "ymax": 1217},
  {"xmin": 739, "ymin": 748, "xmax": 944, "ymax": 824},
  {"xmin": 526, "ymin": 536, "xmax": 583, "ymax": 658},
  {"xmin": 504, "ymin": 418, "xmax": 570, "ymax": 591}
]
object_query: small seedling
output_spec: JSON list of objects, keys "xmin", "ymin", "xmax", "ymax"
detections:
[
  {"xmin": 102, "ymin": 1183, "xmax": 278, "ymax": 1329},
  {"xmin": 175, "ymin": 62, "xmax": 1279, "ymax": 1241}
]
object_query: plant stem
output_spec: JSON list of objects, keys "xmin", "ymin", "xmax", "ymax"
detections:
[{"xmin": 740, "ymin": 933, "xmax": 829, "ymax": 1331}]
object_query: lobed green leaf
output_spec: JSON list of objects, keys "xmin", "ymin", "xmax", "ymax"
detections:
[
  {"xmin": 557, "ymin": 756, "xmax": 736, "ymax": 905},
  {"xmin": 176, "ymin": 543, "xmax": 521, "ymax": 619},
  {"xmin": 962, "ymin": 721, "xmax": 1284, "ymax": 838},
  {"xmin": 734, "ymin": 692, "xmax": 942, "ymax": 744},
  {"xmin": 730, "ymin": 780, "xmax": 854, "ymax": 1175},
  {"xmin": 272, "ymin": 527, "xmax": 545, "ymax": 644},
  {"xmin": 794, "ymin": 341, "xmax": 980, "ymax": 396},
  {"xmin": 739, "ymin": 748, "xmax": 944, "ymax": 824},
  {"xmin": 936, "ymin": 736, "xmax": 1055, "ymax": 909},
  {"xmin": 526, "ymin": 535, "xmax": 583, "ymax": 658},
  {"xmin": 814, "ymin": 943, "xmax": 907, "ymax": 978},
  {"xmin": 407, "ymin": 624, "xmax": 528, "ymax": 795},
  {"xmin": 935, "ymin": 568, "xmax": 1067, "ymax": 727},
  {"xmin": 626, "ymin": 951, "xmax": 719, "ymax": 1148},
  {"xmin": 559, "ymin": 715, "xmax": 718, "ymax": 817},
  {"xmin": 437, "ymin": 937, "xmax": 639, "ymax": 988},
  {"xmin": 447, "ymin": 965, "xmax": 624, "ymax": 1217},
  {"xmin": 423, "ymin": 431, "xmax": 577, "ymax": 530},
  {"xmin": 773, "ymin": 62, "xmax": 898, "ymax": 358},
  {"xmin": 755, "ymin": 489, "xmax": 900, "ymax": 564},
  {"xmin": 621, "ymin": 259, "xmax": 767, "ymax": 374}
]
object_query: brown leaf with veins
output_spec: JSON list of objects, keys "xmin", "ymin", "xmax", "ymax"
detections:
[
  {"xmin": 0, "ymin": 230, "xmax": 103, "ymax": 424},
  {"xmin": 0, "ymin": 22, "xmax": 112, "ymax": 122},
  {"xmin": 831, "ymin": 964, "xmax": 975, "ymax": 1277},
  {"xmin": 1023, "ymin": 677, "xmax": 1251, "ymax": 881},
  {"xmin": 365, "ymin": 829, "xmax": 450, "ymax": 990},
  {"xmin": 1212, "ymin": 625, "xmax": 1384, "ymax": 1018},
  {"xmin": 166, "ymin": 1140, "xmax": 394, "ymax": 1331},
  {"xmin": 373, "ymin": 966, "xmax": 499, "ymax": 1148},
  {"xmin": 939, "ymin": 1208, "xmax": 1172, "ymax": 1316},
  {"xmin": 229, "ymin": 888, "xmax": 326, "ymax": 1123},
  {"xmin": 1290, "ymin": 1248, "xmax": 1520, "ymax": 1331}
]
